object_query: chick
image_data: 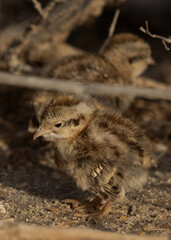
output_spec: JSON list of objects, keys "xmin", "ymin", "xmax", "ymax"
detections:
[
  {"xmin": 33, "ymin": 95, "xmax": 156, "ymax": 218},
  {"xmin": 49, "ymin": 33, "xmax": 154, "ymax": 112}
]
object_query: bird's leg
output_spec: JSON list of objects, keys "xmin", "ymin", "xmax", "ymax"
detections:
[
  {"xmin": 62, "ymin": 196, "xmax": 102, "ymax": 209},
  {"xmin": 92, "ymin": 200, "xmax": 112, "ymax": 218},
  {"xmin": 74, "ymin": 200, "xmax": 112, "ymax": 219},
  {"xmin": 76, "ymin": 196, "xmax": 102, "ymax": 210}
]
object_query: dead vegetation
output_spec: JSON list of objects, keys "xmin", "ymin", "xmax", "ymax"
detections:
[
  {"xmin": 140, "ymin": 21, "xmax": 171, "ymax": 51},
  {"xmin": 0, "ymin": 0, "xmax": 170, "ymax": 239}
]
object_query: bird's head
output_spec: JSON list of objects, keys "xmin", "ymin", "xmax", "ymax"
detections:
[
  {"xmin": 33, "ymin": 95, "xmax": 95, "ymax": 140},
  {"xmin": 103, "ymin": 33, "xmax": 155, "ymax": 79}
]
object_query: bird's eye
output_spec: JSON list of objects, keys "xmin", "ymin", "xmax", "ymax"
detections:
[
  {"xmin": 129, "ymin": 55, "xmax": 143, "ymax": 64},
  {"xmin": 55, "ymin": 123, "xmax": 62, "ymax": 128}
]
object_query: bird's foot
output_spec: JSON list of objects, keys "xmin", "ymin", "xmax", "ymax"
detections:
[
  {"xmin": 76, "ymin": 196, "xmax": 102, "ymax": 210},
  {"xmin": 62, "ymin": 196, "xmax": 102, "ymax": 210},
  {"xmin": 74, "ymin": 200, "xmax": 111, "ymax": 219}
]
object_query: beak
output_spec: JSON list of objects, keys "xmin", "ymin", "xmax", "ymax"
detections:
[
  {"xmin": 33, "ymin": 126, "xmax": 49, "ymax": 140},
  {"xmin": 148, "ymin": 57, "xmax": 155, "ymax": 65}
]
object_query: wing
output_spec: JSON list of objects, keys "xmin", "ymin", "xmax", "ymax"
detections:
[
  {"xmin": 87, "ymin": 160, "xmax": 124, "ymax": 200},
  {"xmin": 73, "ymin": 149, "xmax": 124, "ymax": 201}
]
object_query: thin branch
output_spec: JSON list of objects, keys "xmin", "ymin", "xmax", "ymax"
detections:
[
  {"xmin": 31, "ymin": 0, "xmax": 45, "ymax": 19},
  {"xmin": 162, "ymin": 39, "xmax": 170, "ymax": 51},
  {"xmin": 0, "ymin": 71, "xmax": 171, "ymax": 101},
  {"xmin": 99, "ymin": 9, "xmax": 120, "ymax": 54},
  {"xmin": 44, "ymin": 0, "xmax": 66, "ymax": 19},
  {"xmin": 31, "ymin": 0, "xmax": 66, "ymax": 20},
  {"xmin": 140, "ymin": 21, "xmax": 171, "ymax": 51},
  {"xmin": 108, "ymin": 9, "xmax": 120, "ymax": 38}
]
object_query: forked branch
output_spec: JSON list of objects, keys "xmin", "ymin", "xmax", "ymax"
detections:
[
  {"xmin": 140, "ymin": 21, "xmax": 171, "ymax": 51},
  {"xmin": 31, "ymin": 0, "xmax": 45, "ymax": 19}
]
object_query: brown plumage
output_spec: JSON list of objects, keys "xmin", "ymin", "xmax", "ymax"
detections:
[
  {"xmin": 48, "ymin": 33, "xmax": 154, "ymax": 112},
  {"xmin": 33, "ymin": 95, "xmax": 156, "ymax": 218}
]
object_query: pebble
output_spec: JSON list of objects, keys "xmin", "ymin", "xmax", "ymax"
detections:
[{"xmin": 0, "ymin": 204, "xmax": 6, "ymax": 214}]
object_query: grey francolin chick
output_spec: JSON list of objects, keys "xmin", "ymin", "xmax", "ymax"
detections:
[
  {"xmin": 33, "ymin": 95, "xmax": 156, "ymax": 218},
  {"xmin": 49, "ymin": 33, "xmax": 154, "ymax": 112}
]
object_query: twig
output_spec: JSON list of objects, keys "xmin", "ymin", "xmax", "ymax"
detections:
[
  {"xmin": 108, "ymin": 9, "xmax": 120, "ymax": 39},
  {"xmin": 99, "ymin": 9, "xmax": 120, "ymax": 54},
  {"xmin": 0, "ymin": 71, "xmax": 171, "ymax": 101},
  {"xmin": 31, "ymin": 0, "xmax": 45, "ymax": 19},
  {"xmin": 44, "ymin": 0, "xmax": 66, "ymax": 19},
  {"xmin": 144, "ymin": 228, "xmax": 170, "ymax": 232},
  {"xmin": 140, "ymin": 21, "xmax": 171, "ymax": 51}
]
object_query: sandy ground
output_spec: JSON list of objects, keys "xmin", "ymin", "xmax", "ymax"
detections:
[{"xmin": 0, "ymin": 145, "xmax": 170, "ymax": 236}]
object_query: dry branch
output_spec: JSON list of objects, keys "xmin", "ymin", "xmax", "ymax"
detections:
[
  {"xmin": 0, "ymin": 221, "xmax": 168, "ymax": 240},
  {"xmin": 4, "ymin": 0, "xmax": 124, "ymax": 72},
  {"xmin": 31, "ymin": 0, "xmax": 66, "ymax": 20},
  {"xmin": 43, "ymin": 0, "xmax": 66, "ymax": 19},
  {"xmin": 0, "ymin": 71, "xmax": 171, "ymax": 101},
  {"xmin": 31, "ymin": 0, "xmax": 45, "ymax": 19},
  {"xmin": 140, "ymin": 21, "xmax": 171, "ymax": 51},
  {"xmin": 99, "ymin": 9, "xmax": 120, "ymax": 54}
]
